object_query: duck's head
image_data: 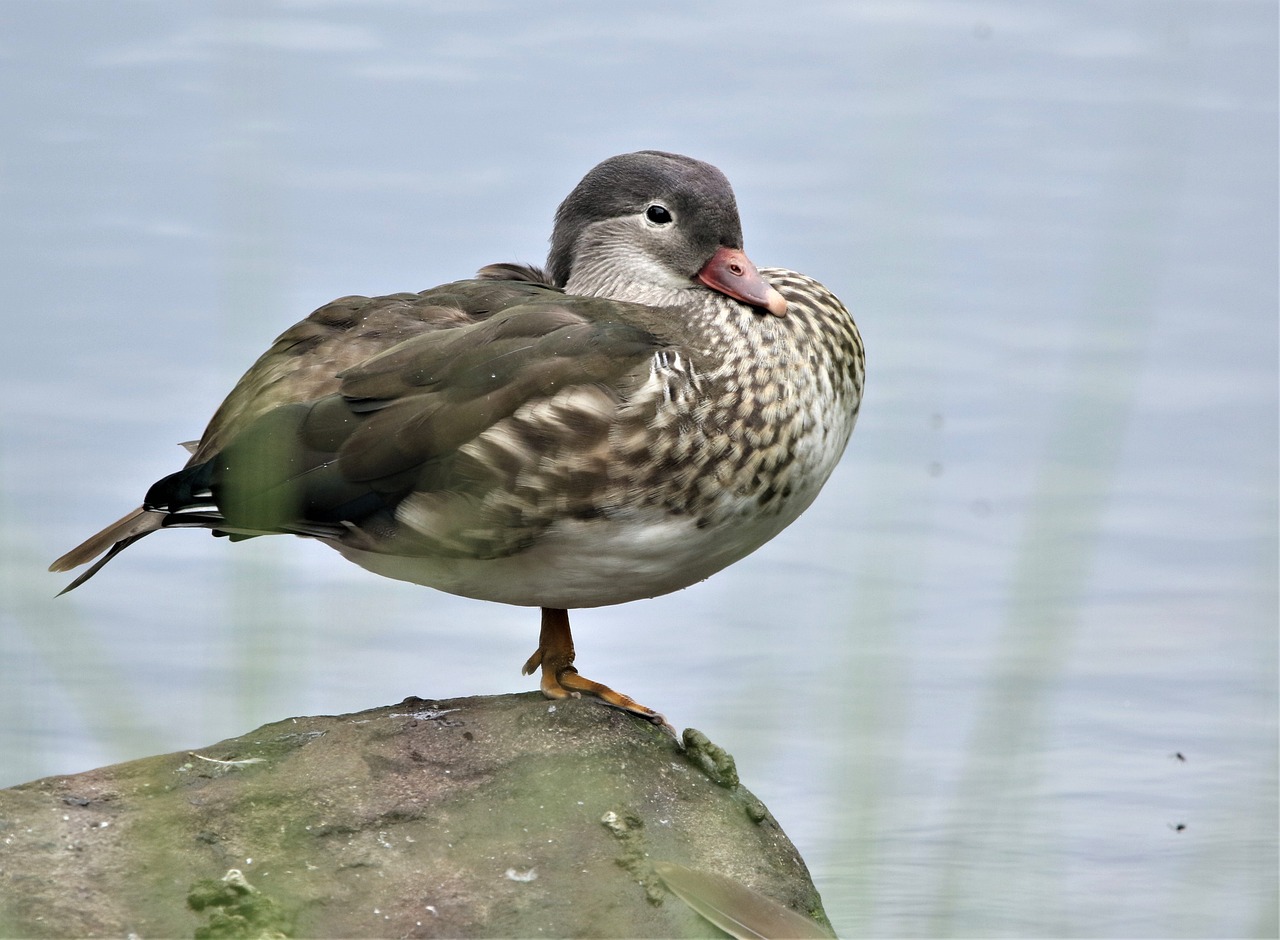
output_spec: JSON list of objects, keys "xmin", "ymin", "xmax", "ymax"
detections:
[{"xmin": 547, "ymin": 151, "xmax": 787, "ymax": 317}]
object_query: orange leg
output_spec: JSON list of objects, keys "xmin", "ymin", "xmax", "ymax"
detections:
[{"xmin": 522, "ymin": 607, "xmax": 670, "ymax": 730}]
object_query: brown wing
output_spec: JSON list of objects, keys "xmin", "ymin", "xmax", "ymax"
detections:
[{"xmin": 148, "ymin": 292, "xmax": 667, "ymax": 560}]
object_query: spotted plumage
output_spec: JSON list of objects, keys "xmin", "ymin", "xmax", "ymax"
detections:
[{"xmin": 51, "ymin": 151, "xmax": 864, "ymax": 726}]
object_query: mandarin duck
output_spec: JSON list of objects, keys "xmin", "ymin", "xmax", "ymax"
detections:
[{"xmin": 51, "ymin": 151, "xmax": 865, "ymax": 727}]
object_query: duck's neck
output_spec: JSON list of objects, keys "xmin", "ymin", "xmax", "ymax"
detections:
[{"xmin": 563, "ymin": 269, "xmax": 714, "ymax": 311}]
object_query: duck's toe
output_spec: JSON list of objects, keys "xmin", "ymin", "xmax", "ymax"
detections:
[{"xmin": 523, "ymin": 607, "xmax": 672, "ymax": 734}]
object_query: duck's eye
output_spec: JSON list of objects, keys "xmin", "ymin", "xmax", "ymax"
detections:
[{"xmin": 645, "ymin": 204, "xmax": 673, "ymax": 225}]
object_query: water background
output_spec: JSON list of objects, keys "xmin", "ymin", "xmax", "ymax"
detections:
[{"xmin": 2, "ymin": 2, "xmax": 1276, "ymax": 936}]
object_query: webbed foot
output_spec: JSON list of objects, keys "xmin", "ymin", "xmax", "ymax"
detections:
[{"xmin": 522, "ymin": 607, "xmax": 672, "ymax": 734}]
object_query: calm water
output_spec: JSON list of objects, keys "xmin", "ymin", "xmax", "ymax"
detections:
[{"xmin": 2, "ymin": 2, "xmax": 1275, "ymax": 936}]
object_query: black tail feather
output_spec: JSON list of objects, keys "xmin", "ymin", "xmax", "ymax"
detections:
[{"xmin": 144, "ymin": 460, "xmax": 216, "ymax": 512}]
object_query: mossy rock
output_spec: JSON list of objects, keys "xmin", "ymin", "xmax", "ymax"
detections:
[{"xmin": 0, "ymin": 693, "xmax": 830, "ymax": 938}]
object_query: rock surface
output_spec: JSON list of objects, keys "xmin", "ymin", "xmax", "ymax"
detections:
[{"xmin": 0, "ymin": 693, "xmax": 831, "ymax": 938}]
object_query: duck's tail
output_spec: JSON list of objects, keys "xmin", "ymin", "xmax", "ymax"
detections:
[{"xmin": 48, "ymin": 508, "xmax": 165, "ymax": 595}]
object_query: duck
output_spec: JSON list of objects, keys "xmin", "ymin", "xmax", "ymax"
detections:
[{"xmin": 50, "ymin": 150, "xmax": 865, "ymax": 727}]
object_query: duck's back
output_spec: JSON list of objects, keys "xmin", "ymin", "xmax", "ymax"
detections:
[{"xmin": 189, "ymin": 272, "xmax": 560, "ymax": 463}]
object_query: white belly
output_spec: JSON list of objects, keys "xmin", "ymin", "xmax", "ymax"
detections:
[{"xmin": 332, "ymin": 492, "xmax": 814, "ymax": 610}]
